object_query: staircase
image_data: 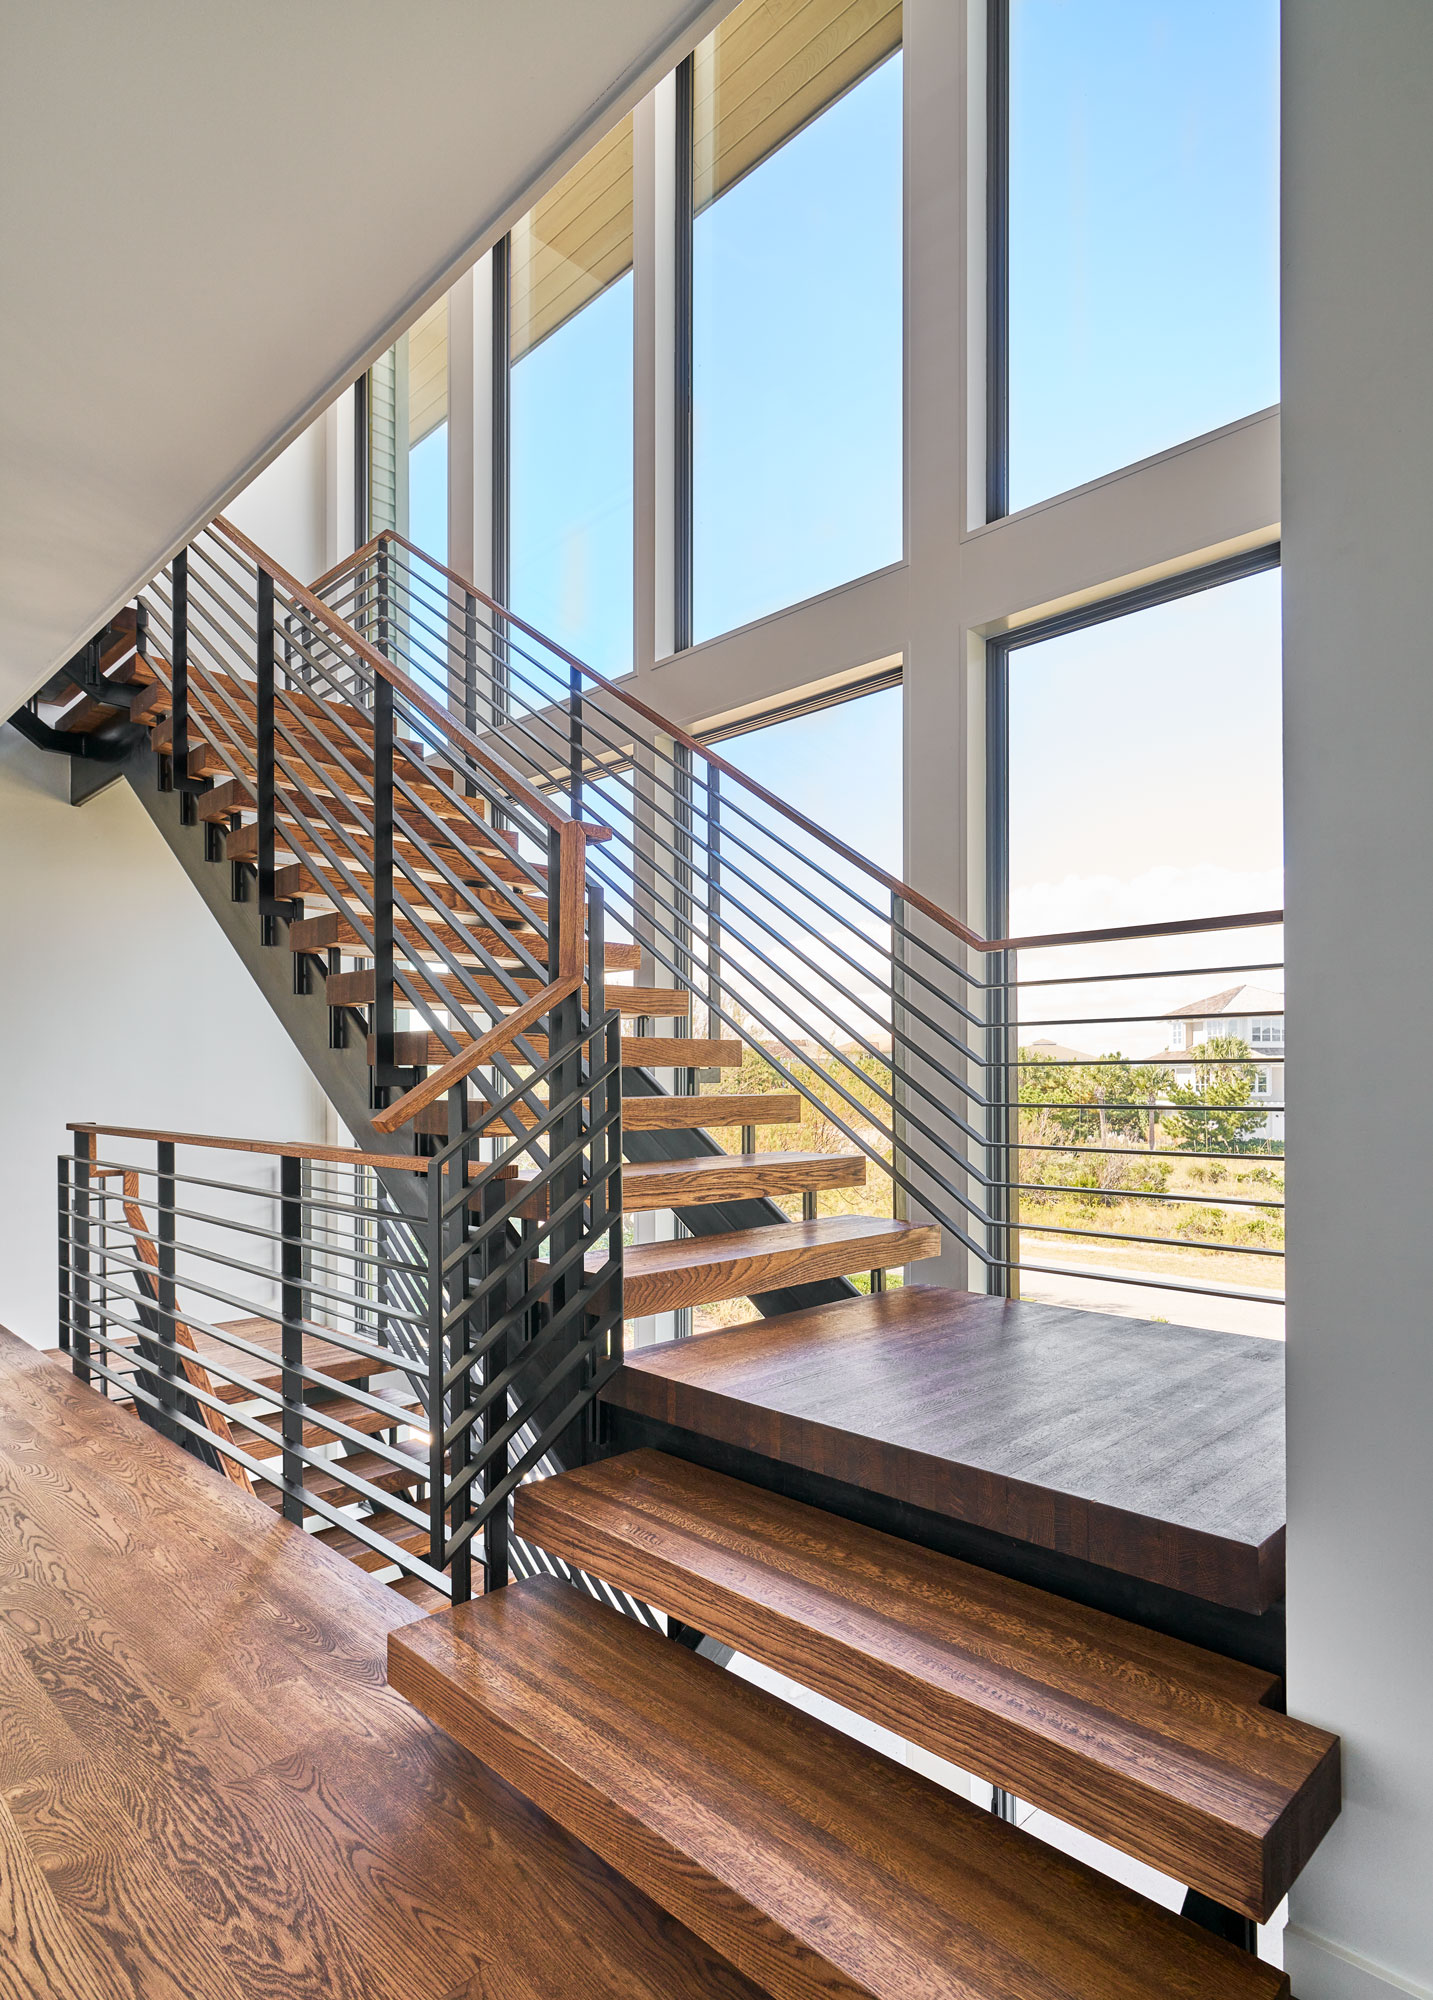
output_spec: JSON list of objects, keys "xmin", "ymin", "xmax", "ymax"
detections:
[{"xmin": 21, "ymin": 517, "xmax": 1337, "ymax": 1991}]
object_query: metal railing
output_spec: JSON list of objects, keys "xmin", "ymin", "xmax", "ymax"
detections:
[
  {"xmin": 316, "ymin": 532, "xmax": 1284, "ymax": 1330},
  {"xmin": 139, "ymin": 517, "xmax": 593, "ymax": 1142},
  {"xmin": 58, "ymin": 1008, "xmax": 621, "ymax": 1598}
]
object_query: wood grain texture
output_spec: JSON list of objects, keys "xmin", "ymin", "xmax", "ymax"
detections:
[
  {"xmin": 621, "ymin": 1091, "xmax": 802, "ymax": 1130},
  {"xmin": 390, "ymin": 1578, "xmax": 1288, "ymax": 2000},
  {"xmin": 0, "ymin": 1327, "xmax": 766, "ymax": 2000},
  {"xmin": 620, "ymin": 1217, "xmax": 941, "ymax": 1317},
  {"xmin": 602, "ymin": 1285, "xmax": 1287, "ymax": 1611},
  {"xmin": 619, "ymin": 1037, "xmax": 744, "ymax": 1068},
  {"xmin": 619, "ymin": 1151, "xmax": 866, "ymax": 1212},
  {"xmin": 516, "ymin": 1451, "xmax": 1338, "ymax": 1920}
]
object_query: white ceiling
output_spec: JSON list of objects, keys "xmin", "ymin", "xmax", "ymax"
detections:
[{"xmin": 0, "ymin": 0, "xmax": 723, "ymax": 712}]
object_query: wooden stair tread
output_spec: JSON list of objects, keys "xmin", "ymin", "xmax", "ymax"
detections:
[
  {"xmin": 371, "ymin": 1030, "xmax": 742, "ymax": 1070},
  {"xmin": 621, "ymin": 1151, "xmax": 866, "ymax": 1211},
  {"xmin": 390, "ymin": 1578, "xmax": 1287, "ymax": 2000},
  {"xmin": 515, "ymin": 1450, "xmax": 1339, "ymax": 1921},
  {"xmin": 253, "ymin": 1442, "xmax": 427, "ymax": 1510},
  {"xmin": 387, "ymin": 1572, "xmax": 452, "ymax": 1612},
  {"xmin": 188, "ymin": 1314, "xmax": 376, "ymax": 1402},
  {"xmin": 619, "ymin": 1215, "xmax": 939, "ymax": 1316},
  {"xmin": 620, "ymin": 1037, "xmax": 743, "ymax": 1067},
  {"xmin": 290, "ymin": 909, "xmax": 543, "ymax": 958},
  {"xmin": 227, "ymin": 820, "xmax": 538, "ymax": 883},
  {"xmin": 229, "ymin": 1391, "xmax": 422, "ymax": 1458},
  {"xmin": 622, "ymin": 1091, "xmax": 801, "ymax": 1130},
  {"xmin": 312, "ymin": 1506, "xmax": 432, "ymax": 1571}
]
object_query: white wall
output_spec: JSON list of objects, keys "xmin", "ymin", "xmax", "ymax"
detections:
[
  {"xmin": 224, "ymin": 414, "xmax": 329, "ymax": 585},
  {"xmin": 0, "ymin": 731, "xmax": 327, "ymax": 1348},
  {"xmin": 1283, "ymin": 6, "xmax": 1433, "ymax": 1997}
]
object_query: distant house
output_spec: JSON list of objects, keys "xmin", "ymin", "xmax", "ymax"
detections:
[{"xmin": 1152, "ymin": 983, "xmax": 1285, "ymax": 1143}]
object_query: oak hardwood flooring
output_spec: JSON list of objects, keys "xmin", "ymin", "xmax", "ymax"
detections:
[
  {"xmin": 604, "ymin": 1283, "xmax": 1286, "ymax": 1610},
  {"xmin": 0, "ymin": 1328, "xmax": 765, "ymax": 2000}
]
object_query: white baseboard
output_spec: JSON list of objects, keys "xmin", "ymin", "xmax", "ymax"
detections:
[{"xmin": 1286, "ymin": 1925, "xmax": 1433, "ymax": 2000}]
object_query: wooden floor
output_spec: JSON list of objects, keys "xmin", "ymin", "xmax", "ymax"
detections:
[
  {"xmin": 603, "ymin": 1286, "xmax": 1286, "ymax": 1615},
  {"xmin": 0, "ymin": 1328, "xmax": 763, "ymax": 2000}
]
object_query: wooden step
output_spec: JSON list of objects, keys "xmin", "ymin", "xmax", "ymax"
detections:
[
  {"xmin": 328, "ymin": 968, "xmax": 686, "ymax": 1018},
  {"xmin": 390, "ymin": 1579, "xmax": 1287, "ymax": 2000},
  {"xmin": 608, "ymin": 985, "xmax": 689, "ymax": 1018},
  {"xmin": 253, "ymin": 1442, "xmax": 427, "ymax": 1511},
  {"xmin": 183, "ymin": 1314, "xmax": 375, "ymax": 1404},
  {"xmin": 621, "ymin": 1215, "xmax": 940, "ymax": 1316},
  {"xmin": 620, "ymin": 1151, "xmax": 866, "ymax": 1212},
  {"xmin": 289, "ymin": 909, "xmax": 543, "ymax": 960},
  {"xmin": 622, "ymin": 1091, "xmax": 800, "ymax": 1130},
  {"xmin": 275, "ymin": 857, "xmax": 547, "ymax": 921},
  {"xmin": 516, "ymin": 1451, "xmax": 1339, "ymax": 1922},
  {"xmin": 226, "ymin": 818, "xmax": 534, "ymax": 882},
  {"xmin": 197, "ymin": 771, "xmax": 466, "ymax": 827},
  {"xmin": 326, "ymin": 965, "xmax": 545, "ymax": 1011},
  {"xmin": 387, "ymin": 1572, "xmax": 451, "ymax": 1613},
  {"xmin": 372, "ymin": 1030, "xmax": 742, "ymax": 1070},
  {"xmin": 312, "ymin": 1506, "xmax": 433, "ymax": 1572},
  {"xmin": 229, "ymin": 1392, "xmax": 423, "ymax": 1460},
  {"xmin": 621, "ymin": 1037, "xmax": 742, "ymax": 1068}
]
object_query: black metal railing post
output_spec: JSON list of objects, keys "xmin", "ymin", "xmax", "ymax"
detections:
[
  {"xmin": 587, "ymin": 884, "xmax": 622, "ymax": 1454},
  {"xmin": 372, "ymin": 666, "xmax": 396, "ymax": 1100},
  {"xmin": 156, "ymin": 1140, "xmax": 179, "ymax": 1436},
  {"xmin": 256, "ymin": 566, "xmax": 279, "ymax": 945},
  {"xmin": 279, "ymin": 1153, "xmax": 305, "ymax": 1525},
  {"xmin": 426, "ymin": 1164, "xmax": 447, "ymax": 1584},
  {"xmin": 707, "ymin": 763, "xmax": 722, "ymax": 1035},
  {"xmin": 57, "ymin": 1157, "xmax": 71, "ymax": 1356},
  {"xmin": 548, "ymin": 821, "xmax": 585, "ymax": 1429},
  {"xmin": 475, "ymin": 1172, "xmax": 507, "ymax": 1597},
  {"xmin": 172, "ymin": 548, "xmax": 192, "ymax": 791},
  {"xmin": 987, "ymin": 946, "xmax": 1019, "ymax": 1297},
  {"xmin": 464, "ymin": 590, "xmax": 479, "ymax": 788},
  {"xmin": 72, "ymin": 1133, "xmax": 93, "ymax": 1387},
  {"xmin": 569, "ymin": 663, "xmax": 584, "ymax": 826}
]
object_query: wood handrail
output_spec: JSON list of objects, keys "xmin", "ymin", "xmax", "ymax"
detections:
[
  {"xmin": 210, "ymin": 517, "xmax": 582, "ymax": 841},
  {"xmin": 315, "ymin": 534, "xmax": 1287, "ymax": 960},
  {"xmin": 69, "ymin": 1124, "xmax": 431, "ymax": 1173}
]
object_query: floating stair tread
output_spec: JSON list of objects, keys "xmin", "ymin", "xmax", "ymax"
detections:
[
  {"xmin": 620, "ymin": 1037, "xmax": 743, "ymax": 1068},
  {"xmin": 390, "ymin": 1578, "xmax": 1287, "ymax": 2000},
  {"xmin": 372, "ymin": 1030, "xmax": 739, "ymax": 1070},
  {"xmin": 289, "ymin": 909, "xmax": 543, "ymax": 958},
  {"xmin": 227, "ymin": 819, "xmax": 537, "ymax": 882},
  {"xmin": 622, "ymin": 1091, "xmax": 801, "ymax": 1130},
  {"xmin": 253, "ymin": 1442, "xmax": 427, "ymax": 1511},
  {"xmin": 312, "ymin": 1505, "xmax": 432, "ymax": 1572},
  {"xmin": 608, "ymin": 985, "xmax": 689, "ymax": 1018},
  {"xmin": 620, "ymin": 1151, "xmax": 866, "ymax": 1212},
  {"xmin": 186, "ymin": 1314, "xmax": 375, "ymax": 1403},
  {"xmin": 387, "ymin": 1572, "xmax": 452, "ymax": 1612},
  {"xmin": 229, "ymin": 1392, "xmax": 422, "ymax": 1459},
  {"xmin": 619, "ymin": 1215, "xmax": 940, "ymax": 1316},
  {"xmin": 515, "ymin": 1450, "xmax": 1338, "ymax": 1921}
]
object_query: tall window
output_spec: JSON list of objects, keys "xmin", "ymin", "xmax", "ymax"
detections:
[
  {"xmin": 998, "ymin": 0, "xmax": 1279, "ymax": 515},
  {"xmin": 508, "ymin": 117, "xmax": 634, "ymax": 678},
  {"xmin": 407, "ymin": 297, "xmax": 448, "ymax": 560},
  {"xmin": 690, "ymin": 0, "xmax": 903, "ymax": 644}
]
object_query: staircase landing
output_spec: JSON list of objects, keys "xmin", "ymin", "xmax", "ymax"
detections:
[
  {"xmin": 0, "ymin": 1328, "xmax": 762, "ymax": 2000},
  {"xmin": 601, "ymin": 1286, "xmax": 1285, "ymax": 1655}
]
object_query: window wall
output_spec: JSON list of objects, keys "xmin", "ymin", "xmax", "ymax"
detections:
[
  {"xmin": 998, "ymin": 0, "xmax": 1279, "ymax": 514},
  {"xmin": 508, "ymin": 117, "xmax": 635, "ymax": 678},
  {"xmin": 690, "ymin": 0, "xmax": 904, "ymax": 641}
]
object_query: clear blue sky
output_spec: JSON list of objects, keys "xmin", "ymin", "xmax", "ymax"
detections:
[{"xmin": 406, "ymin": 7, "xmax": 1280, "ymax": 920}]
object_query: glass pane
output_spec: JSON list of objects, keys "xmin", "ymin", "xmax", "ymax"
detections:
[
  {"xmin": 692, "ymin": 0, "xmax": 903, "ymax": 643},
  {"xmin": 1004, "ymin": 569, "xmax": 1284, "ymax": 1339},
  {"xmin": 1007, "ymin": 0, "xmax": 1279, "ymax": 513},
  {"xmin": 510, "ymin": 116, "xmax": 634, "ymax": 677}
]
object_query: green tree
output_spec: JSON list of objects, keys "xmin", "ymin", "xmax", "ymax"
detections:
[{"xmin": 1163, "ymin": 1034, "xmax": 1269, "ymax": 1154}]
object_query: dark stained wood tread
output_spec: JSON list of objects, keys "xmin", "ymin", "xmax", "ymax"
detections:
[
  {"xmin": 369, "ymin": 1030, "xmax": 741, "ymax": 1071},
  {"xmin": 390, "ymin": 1578, "xmax": 1288, "ymax": 2000},
  {"xmin": 185, "ymin": 1314, "xmax": 376, "ymax": 1403},
  {"xmin": 603, "ymin": 1285, "xmax": 1288, "ymax": 1612},
  {"xmin": 312, "ymin": 1506, "xmax": 432, "ymax": 1572},
  {"xmin": 289, "ymin": 908, "xmax": 542, "ymax": 959},
  {"xmin": 386, "ymin": 1572, "xmax": 451, "ymax": 1612},
  {"xmin": 0, "ymin": 1331, "xmax": 765, "ymax": 2000},
  {"xmin": 620, "ymin": 1037, "xmax": 744, "ymax": 1068},
  {"xmin": 516, "ymin": 1451, "xmax": 1338, "ymax": 1920},
  {"xmin": 229, "ymin": 1391, "xmax": 422, "ymax": 1459},
  {"xmin": 620, "ymin": 1151, "xmax": 866, "ymax": 1212},
  {"xmin": 253, "ymin": 1442, "xmax": 426, "ymax": 1511},
  {"xmin": 622, "ymin": 1091, "xmax": 802, "ymax": 1130},
  {"xmin": 620, "ymin": 1216, "xmax": 940, "ymax": 1317}
]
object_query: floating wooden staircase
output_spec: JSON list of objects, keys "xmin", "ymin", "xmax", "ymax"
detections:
[{"xmin": 391, "ymin": 1576, "xmax": 1291, "ymax": 2000}]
